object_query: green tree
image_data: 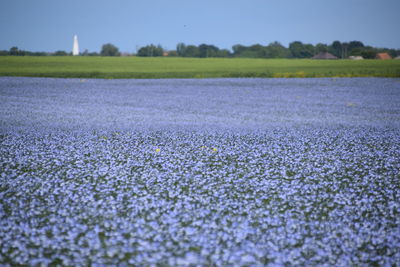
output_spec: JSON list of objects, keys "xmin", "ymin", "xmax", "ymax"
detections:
[
  {"xmin": 233, "ymin": 44, "xmax": 265, "ymax": 58},
  {"xmin": 137, "ymin": 44, "xmax": 164, "ymax": 57},
  {"xmin": 233, "ymin": 43, "xmax": 281, "ymax": 58},
  {"xmin": 360, "ymin": 47, "xmax": 377, "ymax": 59},
  {"xmin": 349, "ymin": 47, "xmax": 364, "ymax": 56},
  {"xmin": 216, "ymin": 49, "xmax": 231, "ymax": 57},
  {"xmin": 289, "ymin": 42, "xmax": 302, "ymax": 57},
  {"xmin": 9, "ymin": 46, "xmax": 20, "ymax": 56},
  {"xmin": 198, "ymin": 44, "xmax": 219, "ymax": 57},
  {"xmin": 386, "ymin": 49, "xmax": 398, "ymax": 58},
  {"xmin": 88, "ymin": 52, "xmax": 99, "ymax": 56},
  {"xmin": 346, "ymin": 41, "xmax": 364, "ymax": 57},
  {"xmin": 100, "ymin": 43, "xmax": 120, "ymax": 56},
  {"xmin": 31, "ymin": 52, "xmax": 47, "ymax": 56},
  {"xmin": 54, "ymin": 50, "xmax": 68, "ymax": 56},
  {"xmin": 183, "ymin": 45, "xmax": 200, "ymax": 57},
  {"xmin": 232, "ymin": 44, "xmax": 247, "ymax": 56},
  {"xmin": 329, "ymin": 41, "xmax": 342, "ymax": 58},
  {"xmin": 264, "ymin": 41, "xmax": 290, "ymax": 58},
  {"xmin": 315, "ymin": 43, "xmax": 328, "ymax": 54},
  {"xmin": 341, "ymin": 42, "xmax": 349, "ymax": 59},
  {"xmin": 249, "ymin": 44, "xmax": 265, "ymax": 58},
  {"xmin": 176, "ymin": 43, "xmax": 186, "ymax": 56},
  {"xmin": 289, "ymin": 41, "xmax": 314, "ymax": 58},
  {"xmin": 304, "ymin": 44, "xmax": 315, "ymax": 57},
  {"xmin": 348, "ymin": 41, "xmax": 364, "ymax": 51}
]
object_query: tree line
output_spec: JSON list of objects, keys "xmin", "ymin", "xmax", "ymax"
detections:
[{"xmin": 1, "ymin": 41, "xmax": 399, "ymax": 58}]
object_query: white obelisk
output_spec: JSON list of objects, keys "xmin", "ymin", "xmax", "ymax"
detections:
[{"xmin": 72, "ymin": 35, "xmax": 79, "ymax": 56}]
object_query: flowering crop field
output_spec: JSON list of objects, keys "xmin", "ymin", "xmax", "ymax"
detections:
[{"xmin": 1, "ymin": 77, "xmax": 400, "ymax": 266}]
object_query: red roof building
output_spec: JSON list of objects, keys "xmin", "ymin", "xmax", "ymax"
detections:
[{"xmin": 375, "ymin": 53, "xmax": 392, "ymax": 60}]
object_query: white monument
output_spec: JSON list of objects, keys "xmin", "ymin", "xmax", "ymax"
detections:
[{"xmin": 72, "ymin": 35, "xmax": 79, "ymax": 56}]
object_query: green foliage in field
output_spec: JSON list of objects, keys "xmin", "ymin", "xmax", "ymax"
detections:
[
  {"xmin": 0, "ymin": 56, "xmax": 399, "ymax": 79},
  {"xmin": 100, "ymin": 44, "xmax": 120, "ymax": 57}
]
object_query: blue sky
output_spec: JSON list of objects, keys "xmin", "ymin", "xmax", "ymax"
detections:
[{"xmin": 1, "ymin": 0, "xmax": 399, "ymax": 53}]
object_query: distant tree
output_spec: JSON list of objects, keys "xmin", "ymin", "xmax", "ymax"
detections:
[
  {"xmin": 232, "ymin": 44, "xmax": 247, "ymax": 56},
  {"xmin": 386, "ymin": 48, "xmax": 398, "ymax": 58},
  {"xmin": 0, "ymin": 50, "xmax": 8, "ymax": 56},
  {"xmin": 216, "ymin": 49, "xmax": 231, "ymax": 57},
  {"xmin": 137, "ymin": 44, "xmax": 164, "ymax": 57},
  {"xmin": 153, "ymin": 45, "xmax": 164, "ymax": 56},
  {"xmin": 329, "ymin": 41, "xmax": 342, "ymax": 58},
  {"xmin": 232, "ymin": 44, "xmax": 265, "ymax": 58},
  {"xmin": 264, "ymin": 41, "xmax": 291, "ymax": 58},
  {"xmin": 80, "ymin": 50, "xmax": 99, "ymax": 56},
  {"xmin": 233, "ymin": 43, "xmax": 284, "ymax": 58},
  {"xmin": 183, "ymin": 45, "xmax": 200, "ymax": 57},
  {"xmin": 31, "ymin": 52, "xmax": 47, "ymax": 56},
  {"xmin": 249, "ymin": 44, "xmax": 265, "ymax": 58},
  {"xmin": 345, "ymin": 41, "xmax": 364, "ymax": 57},
  {"xmin": 349, "ymin": 48, "xmax": 362, "ymax": 56},
  {"xmin": 54, "ymin": 50, "xmax": 68, "ymax": 56},
  {"xmin": 341, "ymin": 42, "xmax": 349, "ymax": 59},
  {"xmin": 315, "ymin": 43, "xmax": 328, "ymax": 54},
  {"xmin": 304, "ymin": 44, "xmax": 315, "ymax": 57},
  {"xmin": 289, "ymin": 41, "xmax": 314, "ymax": 58},
  {"xmin": 137, "ymin": 46, "xmax": 147, "ymax": 56},
  {"xmin": 198, "ymin": 44, "xmax": 219, "ymax": 57},
  {"xmin": 9, "ymin": 48, "xmax": 47, "ymax": 56},
  {"xmin": 232, "ymin": 44, "xmax": 251, "ymax": 57},
  {"xmin": 9, "ymin": 46, "xmax": 20, "ymax": 56},
  {"xmin": 360, "ymin": 47, "xmax": 377, "ymax": 59},
  {"xmin": 88, "ymin": 52, "xmax": 99, "ymax": 56},
  {"xmin": 176, "ymin": 43, "xmax": 186, "ymax": 56},
  {"xmin": 100, "ymin": 43, "xmax": 120, "ymax": 56},
  {"xmin": 289, "ymin": 42, "xmax": 301, "ymax": 57},
  {"xmin": 348, "ymin": 41, "xmax": 364, "ymax": 51}
]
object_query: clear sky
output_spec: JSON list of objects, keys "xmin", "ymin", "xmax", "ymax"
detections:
[{"xmin": 1, "ymin": 0, "xmax": 399, "ymax": 53}]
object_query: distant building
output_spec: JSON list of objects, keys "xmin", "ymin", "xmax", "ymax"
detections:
[
  {"xmin": 311, "ymin": 52, "xmax": 338, "ymax": 59},
  {"xmin": 375, "ymin": 53, "xmax": 391, "ymax": 60},
  {"xmin": 163, "ymin": 51, "xmax": 169, "ymax": 57},
  {"xmin": 72, "ymin": 35, "xmax": 79, "ymax": 56},
  {"xmin": 349, "ymin": 56, "xmax": 364, "ymax": 60},
  {"xmin": 395, "ymin": 56, "xmax": 400, "ymax": 60}
]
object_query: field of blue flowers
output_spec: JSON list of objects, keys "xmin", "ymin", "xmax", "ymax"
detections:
[{"xmin": 1, "ymin": 77, "xmax": 400, "ymax": 266}]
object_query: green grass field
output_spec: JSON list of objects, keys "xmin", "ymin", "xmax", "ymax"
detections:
[{"xmin": 0, "ymin": 56, "xmax": 399, "ymax": 79}]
